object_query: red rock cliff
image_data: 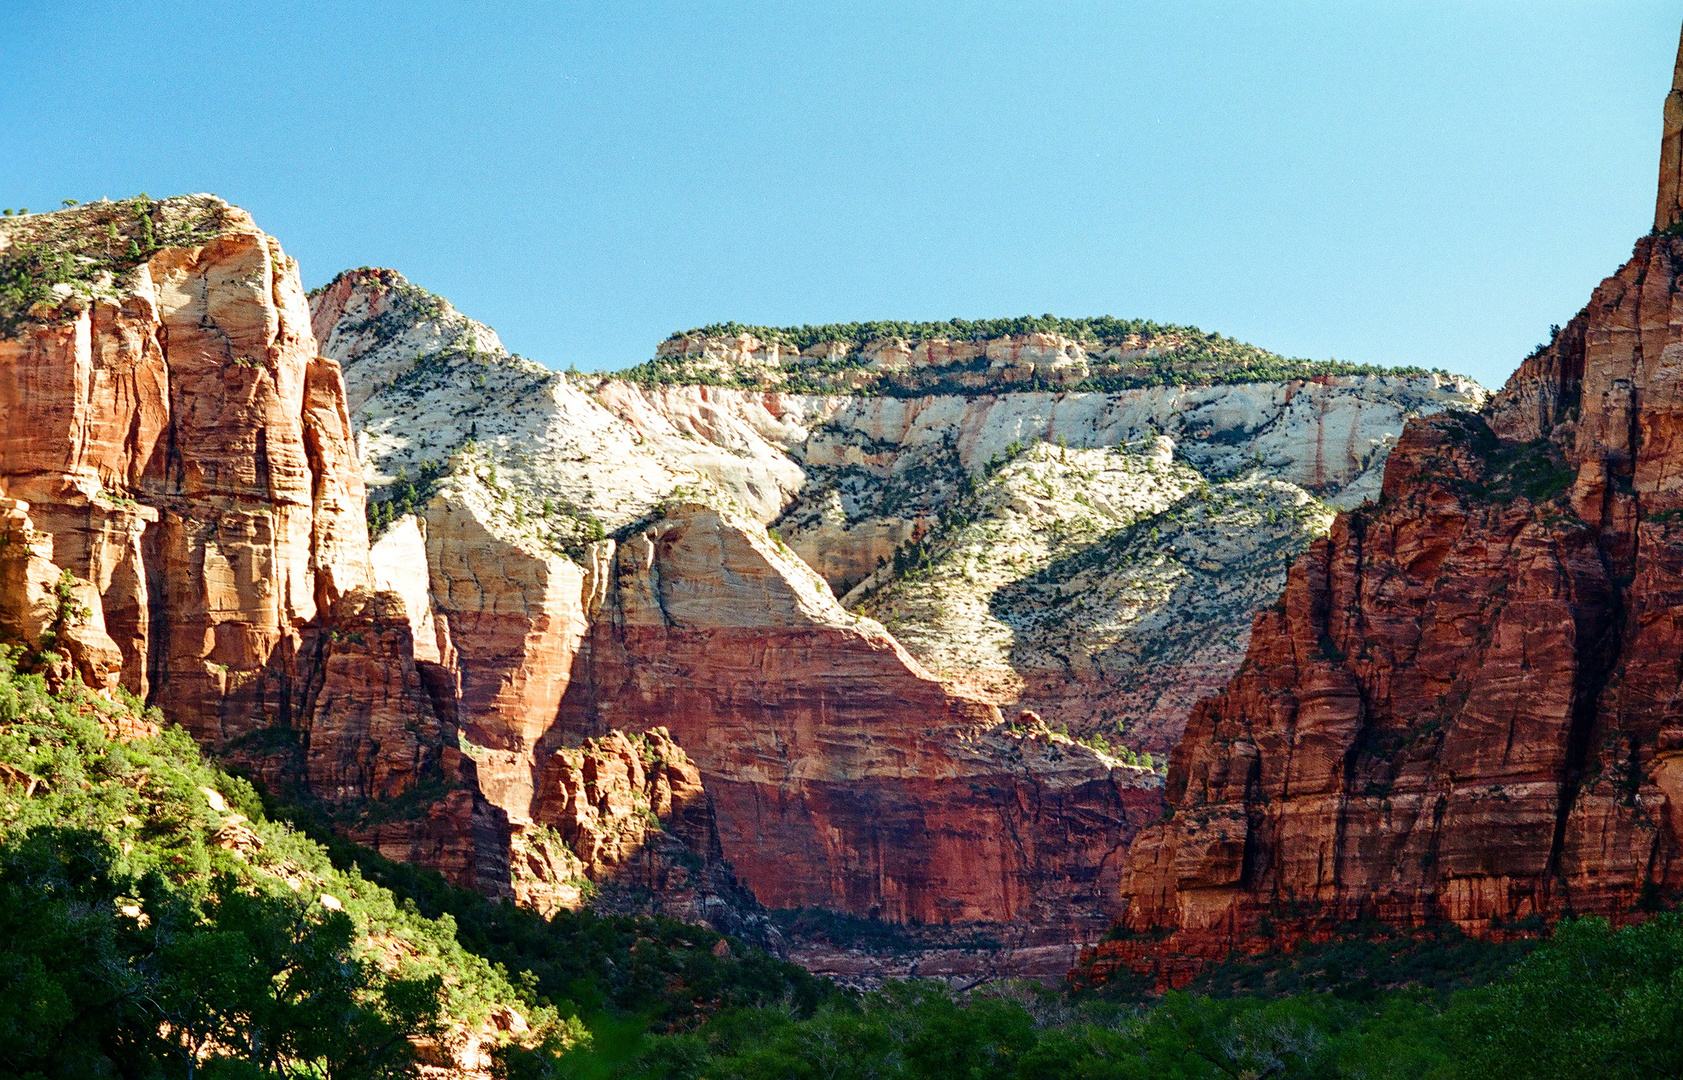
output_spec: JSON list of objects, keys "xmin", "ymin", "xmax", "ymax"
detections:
[
  {"xmin": 1106, "ymin": 29, "xmax": 1683, "ymax": 974},
  {"xmin": 312, "ymin": 268, "xmax": 1170, "ymax": 939},
  {"xmin": 0, "ymin": 197, "xmax": 511, "ymax": 892},
  {"xmin": 557, "ymin": 502, "xmax": 1164, "ymax": 934},
  {"xmin": 2, "ymin": 198, "xmax": 1158, "ymax": 949}
]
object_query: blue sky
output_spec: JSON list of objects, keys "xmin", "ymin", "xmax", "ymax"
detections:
[{"xmin": 3, "ymin": 2, "xmax": 1680, "ymax": 388}]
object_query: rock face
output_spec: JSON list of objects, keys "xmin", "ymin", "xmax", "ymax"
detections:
[
  {"xmin": 0, "ymin": 202, "xmax": 741, "ymax": 924},
  {"xmin": 314, "ymin": 266, "xmax": 1481, "ymax": 758},
  {"xmin": 558, "ymin": 500, "xmax": 1163, "ymax": 930},
  {"xmin": 0, "ymin": 196, "xmax": 1489, "ymax": 963},
  {"xmin": 843, "ymin": 438, "xmax": 1339, "ymax": 754},
  {"xmin": 0, "ymin": 197, "xmax": 514, "ymax": 894},
  {"xmin": 305, "ymin": 267, "xmax": 1480, "ymax": 951},
  {"xmin": 1103, "ymin": 35, "xmax": 1683, "ymax": 981},
  {"xmin": 1657, "ymin": 22, "xmax": 1683, "ymax": 231},
  {"xmin": 0, "ymin": 197, "xmax": 371, "ymax": 726},
  {"xmin": 595, "ymin": 376, "xmax": 1480, "ymax": 760}
]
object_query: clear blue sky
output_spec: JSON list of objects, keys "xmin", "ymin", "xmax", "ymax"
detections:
[{"xmin": 3, "ymin": 2, "xmax": 1680, "ymax": 389}]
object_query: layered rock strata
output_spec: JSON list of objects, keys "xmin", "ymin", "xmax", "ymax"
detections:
[
  {"xmin": 315, "ymin": 267, "xmax": 1481, "ymax": 760},
  {"xmin": 1101, "ymin": 30, "xmax": 1683, "ymax": 983},
  {"xmin": 844, "ymin": 439, "xmax": 1338, "ymax": 753},
  {"xmin": 556, "ymin": 501, "xmax": 1164, "ymax": 931},
  {"xmin": 364, "ymin": 452, "xmax": 1162, "ymax": 934},
  {"xmin": 306, "ymin": 266, "xmax": 1480, "ymax": 944},
  {"xmin": 0, "ymin": 196, "xmax": 513, "ymax": 892}
]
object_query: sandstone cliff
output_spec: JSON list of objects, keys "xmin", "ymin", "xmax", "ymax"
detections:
[
  {"xmin": 0, "ymin": 201, "xmax": 752, "ymax": 934},
  {"xmin": 558, "ymin": 500, "xmax": 1165, "ymax": 932},
  {"xmin": 372, "ymin": 449, "xmax": 1161, "ymax": 939},
  {"xmin": 844, "ymin": 439, "xmax": 1337, "ymax": 754},
  {"xmin": 0, "ymin": 188, "xmax": 1488, "ymax": 974},
  {"xmin": 304, "ymin": 266, "xmax": 1481, "ymax": 954},
  {"xmin": 315, "ymin": 269, "xmax": 1480, "ymax": 758},
  {"xmin": 638, "ymin": 318, "xmax": 1437, "ymax": 397},
  {"xmin": 1097, "ymin": 29, "xmax": 1683, "ymax": 984},
  {"xmin": 0, "ymin": 196, "xmax": 521, "ymax": 896}
]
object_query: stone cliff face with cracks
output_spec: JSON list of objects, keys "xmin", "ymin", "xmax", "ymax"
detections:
[
  {"xmin": 302, "ymin": 263, "xmax": 1479, "ymax": 966},
  {"xmin": 363, "ymin": 452, "xmax": 1163, "ymax": 945},
  {"xmin": 1092, "ymin": 27, "xmax": 1683, "ymax": 987},
  {"xmin": 0, "ymin": 200, "xmax": 758, "ymax": 939},
  {"xmin": 0, "ymin": 196, "xmax": 531, "ymax": 895},
  {"xmin": 0, "ymin": 190, "xmax": 1491, "ymax": 975}
]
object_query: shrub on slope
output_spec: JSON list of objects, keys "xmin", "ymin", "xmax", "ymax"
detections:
[{"xmin": 0, "ymin": 653, "xmax": 576, "ymax": 1077}]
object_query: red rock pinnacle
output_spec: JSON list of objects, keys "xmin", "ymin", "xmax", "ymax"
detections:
[{"xmin": 1656, "ymin": 20, "xmax": 1683, "ymax": 230}]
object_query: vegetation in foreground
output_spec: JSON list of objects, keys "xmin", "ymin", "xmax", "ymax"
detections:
[
  {"xmin": 552, "ymin": 913, "xmax": 1683, "ymax": 1080},
  {"xmin": 0, "ymin": 654, "xmax": 823, "ymax": 1078},
  {"xmin": 1, "ymin": 648, "xmax": 1679, "ymax": 1079}
]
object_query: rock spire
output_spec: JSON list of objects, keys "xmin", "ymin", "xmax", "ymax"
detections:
[{"xmin": 1656, "ymin": 20, "xmax": 1683, "ymax": 230}]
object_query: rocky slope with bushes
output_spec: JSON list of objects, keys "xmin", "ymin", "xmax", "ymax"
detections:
[{"xmin": 0, "ymin": 653, "xmax": 577, "ymax": 1075}]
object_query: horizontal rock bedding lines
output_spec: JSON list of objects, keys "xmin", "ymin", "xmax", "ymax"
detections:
[
  {"xmin": 318, "ymin": 264, "xmax": 1481, "ymax": 744},
  {"xmin": 309, "ymin": 266, "xmax": 1479, "ymax": 942},
  {"xmin": 1098, "ymin": 23, "xmax": 1683, "ymax": 985},
  {"xmin": 0, "ymin": 193, "xmax": 1485, "ymax": 962}
]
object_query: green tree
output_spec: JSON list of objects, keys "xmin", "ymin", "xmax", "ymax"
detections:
[{"xmin": 1446, "ymin": 914, "xmax": 1683, "ymax": 1080}]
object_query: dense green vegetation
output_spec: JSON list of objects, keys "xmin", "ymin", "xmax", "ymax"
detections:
[
  {"xmin": 619, "ymin": 316, "xmax": 1445, "ymax": 395},
  {"xmin": 0, "ymin": 652, "xmax": 581, "ymax": 1076},
  {"xmin": 0, "ymin": 654, "xmax": 823, "ymax": 1077},
  {"xmin": 269, "ymin": 807, "xmax": 832, "ymax": 1034},
  {"xmin": 0, "ymin": 195, "xmax": 232, "ymax": 337},
  {"xmin": 551, "ymin": 914, "xmax": 1683, "ymax": 1079}
]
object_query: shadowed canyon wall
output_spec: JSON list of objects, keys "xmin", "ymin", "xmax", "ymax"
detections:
[{"xmin": 1092, "ymin": 27, "xmax": 1683, "ymax": 986}]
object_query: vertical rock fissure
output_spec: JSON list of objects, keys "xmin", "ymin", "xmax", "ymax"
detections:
[
  {"xmin": 1547, "ymin": 539, "xmax": 1625, "ymax": 887},
  {"xmin": 1333, "ymin": 515, "xmax": 1372, "ymax": 901}
]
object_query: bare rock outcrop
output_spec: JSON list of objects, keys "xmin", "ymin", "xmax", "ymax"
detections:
[
  {"xmin": 1658, "ymin": 21, "xmax": 1683, "ymax": 232},
  {"xmin": 0, "ymin": 198, "xmax": 370, "ymax": 724},
  {"xmin": 557, "ymin": 501, "xmax": 1163, "ymax": 932},
  {"xmin": 0, "ymin": 199, "xmax": 368, "ymax": 729},
  {"xmin": 1096, "ymin": 30, "xmax": 1683, "ymax": 986},
  {"xmin": 0, "ymin": 198, "xmax": 505, "ymax": 893}
]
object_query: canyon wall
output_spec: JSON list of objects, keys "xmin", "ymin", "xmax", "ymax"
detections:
[
  {"xmin": 317, "ymin": 267, "xmax": 1480, "ymax": 756},
  {"xmin": 0, "ymin": 196, "xmax": 510, "ymax": 893},
  {"xmin": 362, "ymin": 447, "xmax": 1162, "ymax": 938},
  {"xmin": 0, "ymin": 202, "xmax": 756, "ymax": 928},
  {"xmin": 558, "ymin": 500, "xmax": 1164, "ymax": 932},
  {"xmin": 1096, "ymin": 32, "xmax": 1683, "ymax": 984},
  {"xmin": 0, "ymin": 193, "xmax": 1490, "ymax": 961},
  {"xmin": 302, "ymin": 266, "xmax": 1481, "ymax": 949}
]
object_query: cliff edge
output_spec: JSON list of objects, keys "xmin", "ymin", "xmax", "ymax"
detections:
[{"xmin": 1092, "ymin": 22, "xmax": 1683, "ymax": 988}]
